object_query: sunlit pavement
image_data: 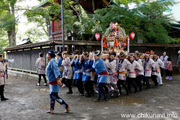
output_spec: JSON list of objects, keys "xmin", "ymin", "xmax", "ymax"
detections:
[{"xmin": 0, "ymin": 75, "xmax": 180, "ymax": 120}]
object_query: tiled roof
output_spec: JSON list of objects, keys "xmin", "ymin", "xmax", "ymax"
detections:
[
  {"xmin": 4, "ymin": 40, "xmax": 101, "ymax": 51},
  {"xmin": 130, "ymin": 43, "xmax": 180, "ymax": 47},
  {"xmin": 4, "ymin": 40, "xmax": 180, "ymax": 51}
]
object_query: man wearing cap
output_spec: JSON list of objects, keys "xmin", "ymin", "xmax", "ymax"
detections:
[
  {"xmin": 116, "ymin": 52, "xmax": 131, "ymax": 95},
  {"xmin": 143, "ymin": 52, "xmax": 156, "ymax": 89},
  {"xmin": 177, "ymin": 50, "xmax": 180, "ymax": 73},
  {"xmin": 46, "ymin": 50, "xmax": 70, "ymax": 114}
]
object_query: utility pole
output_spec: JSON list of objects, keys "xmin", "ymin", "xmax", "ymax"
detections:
[{"xmin": 61, "ymin": 0, "xmax": 65, "ymax": 51}]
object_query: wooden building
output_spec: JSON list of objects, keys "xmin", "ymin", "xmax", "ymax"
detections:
[
  {"xmin": 41, "ymin": 0, "xmax": 112, "ymax": 51},
  {"xmin": 4, "ymin": 40, "xmax": 101, "ymax": 72},
  {"xmin": 4, "ymin": 42, "xmax": 180, "ymax": 72}
]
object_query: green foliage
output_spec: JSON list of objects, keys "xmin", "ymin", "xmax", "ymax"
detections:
[
  {"xmin": 85, "ymin": 0, "xmax": 175, "ymax": 43},
  {"xmin": 0, "ymin": 31, "xmax": 8, "ymax": 54},
  {"xmin": 25, "ymin": 0, "xmax": 77, "ymax": 36},
  {"xmin": 169, "ymin": 38, "xmax": 180, "ymax": 44},
  {"xmin": 71, "ymin": 0, "xmax": 175, "ymax": 43},
  {"xmin": 25, "ymin": 0, "xmax": 176, "ymax": 43},
  {"xmin": 0, "ymin": 0, "xmax": 17, "ymax": 32},
  {"xmin": 48, "ymin": 2, "xmax": 77, "ymax": 34},
  {"xmin": 74, "ymin": 5, "xmax": 99, "ymax": 35},
  {"xmin": 91, "ymin": 5, "xmax": 137, "ymax": 34},
  {"xmin": 113, "ymin": 0, "xmax": 146, "ymax": 5},
  {"xmin": 24, "ymin": 7, "xmax": 50, "ymax": 36},
  {"xmin": 24, "ymin": 27, "xmax": 48, "ymax": 43},
  {"xmin": 0, "ymin": 0, "xmax": 22, "ymax": 47},
  {"xmin": 135, "ymin": 0, "xmax": 174, "ymax": 43}
]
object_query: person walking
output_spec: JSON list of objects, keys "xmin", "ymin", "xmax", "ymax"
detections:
[
  {"xmin": 153, "ymin": 54, "xmax": 164, "ymax": 85},
  {"xmin": 56, "ymin": 52, "xmax": 63, "ymax": 77},
  {"xmin": 116, "ymin": 52, "xmax": 131, "ymax": 95},
  {"xmin": 80, "ymin": 52, "xmax": 94, "ymax": 97},
  {"xmin": 61, "ymin": 52, "xmax": 73, "ymax": 94},
  {"xmin": 71, "ymin": 50, "xmax": 84, "ymax": 95},
  {"xmin": 46, "ymin": 50, "xmax": 70, "ymax": 114},
  {"xmin": 134, "ymin": 52, "xmax": 144, "ymax": 91},
  {"xmin": 0, "ymin": 54, "xmax": 8, "ymax": 101},
  {"xmin": 127, "ymin": 53, "xmax": 142, "ymax": 93},
  {"xmin": 160, "ymin": 52, "xmax": 168, "ymax": 79},
  {"xmin": 35, "ymin": 53, "xmax": 47, "ymax": 86},
  {"xmin": 166, "ymin": 58, "xmax": 173, "ymax": 80},
  {"xmin": 143, "ymin": 52, "xmax": 156, "ymax": 89},
  {"xmin": 104, "ymin": 52, "xmax": 119, "ymax": 97},
  {"xmin": 91, "ymin": 51, "xmax": 108, "ymax": 102},
  {"xmin": 151, "ymin": 54, "xmax": 161, "ymax": 87},
  {"xmin": 177, "ymin": 50, "xmax": 180, "ymax": 73}
]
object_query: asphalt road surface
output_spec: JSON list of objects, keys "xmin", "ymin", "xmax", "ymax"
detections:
[{"xmin": 0, "ymin": 75, "xmax": 180, "ymax": 120}]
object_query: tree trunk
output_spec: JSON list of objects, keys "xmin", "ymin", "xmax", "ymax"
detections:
[
  {"xmin": 7, "ymin": 28, "xmax": 16, "ymax": 47},
  {"xmin": 8, "ymin": 4, "xmax": 16, "ymax": 47}
]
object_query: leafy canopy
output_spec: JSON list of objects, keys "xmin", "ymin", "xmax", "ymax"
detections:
[{"xmin": 25, "ymin": 0, "xmax": 175, "ymax": 43}]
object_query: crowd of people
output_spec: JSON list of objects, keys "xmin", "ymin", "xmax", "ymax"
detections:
[
  {"xmin": 33, "ymin": 49, "xmax": 176, "ymax": 113},
  {"xmin": 0, "ymin": 49, "xmax": 177, "ymax": 113},
  {"xmin": 60, "ymin": 50, "xmax": 173, "ymax": 97}
]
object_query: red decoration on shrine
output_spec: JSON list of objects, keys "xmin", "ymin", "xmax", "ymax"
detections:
[
  {"xmin": 122, "ymin": 43, "xmax": 127, "ymax": 48},
  {"xmin": 95, "ymin": 33, "xmax": 101, "ymax": 40},
  {"xmin": 117, "ymin": 42, "xmax": 119, "ymax": 47},
  {"xmin": 115, "ymin": 29, "xmax": 120, "ymax": 40},
  {"xmin": 130, "ymin": 32, "xmax": 135, "ymax": 39},
  {"xmin": 114, "ymin": 38, "xmax": 119, "ymax": 47},
  {"xmin": 110, "ymin": 22, "xmax": 115, "ymax": 30},
  {"xmin": 103, "ymin": 43, "xmax": 106, "ymax": 47}
]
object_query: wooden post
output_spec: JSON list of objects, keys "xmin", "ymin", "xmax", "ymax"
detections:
[
  {"xmin": 101, "ymin": 39, "xmax": 103, "ymax": 52},
  {"xmin": 127, "ymin": 37, "xmax": 130, "ymax": 53}
]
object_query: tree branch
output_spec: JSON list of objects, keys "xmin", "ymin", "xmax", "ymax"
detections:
[{"xmin": 67, "ymin": 0, "xmax": 81, "ymax": 21}]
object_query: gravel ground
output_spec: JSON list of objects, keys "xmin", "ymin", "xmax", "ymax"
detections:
[{"xmin": 0, "ymin": 74, "xmax": 180, "ymax": 120}]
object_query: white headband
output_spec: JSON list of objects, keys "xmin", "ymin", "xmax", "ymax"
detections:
[
  {"xmin": 145, "ymin": 53, "xmax": 150, "ymax": 56},
  {"xmin": 93, "ymin": 50, "xmax": 100, "ymax": 56}
]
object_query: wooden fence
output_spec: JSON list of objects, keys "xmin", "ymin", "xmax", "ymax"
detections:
[
  {"xmin": 7, "ymin": 48, "xmax": 51, "ymax": 71},
  {"xmin": 6, "ymin": 44, "xmax": 180, "ymax": 72}
]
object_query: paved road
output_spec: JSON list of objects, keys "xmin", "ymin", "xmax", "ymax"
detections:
[{"xmin": 0, "ymin": 75, "xmax": 180, "ymax": 120}]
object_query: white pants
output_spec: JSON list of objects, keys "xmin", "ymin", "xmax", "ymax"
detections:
[{"xmin": 157, "ymin": 72, "xmax": 163, "ymax": 85}]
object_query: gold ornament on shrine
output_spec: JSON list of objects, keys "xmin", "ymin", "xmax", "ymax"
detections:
[{"xmin": 102, "ymin": 22, "xmax": 128, "ymax": 54}]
